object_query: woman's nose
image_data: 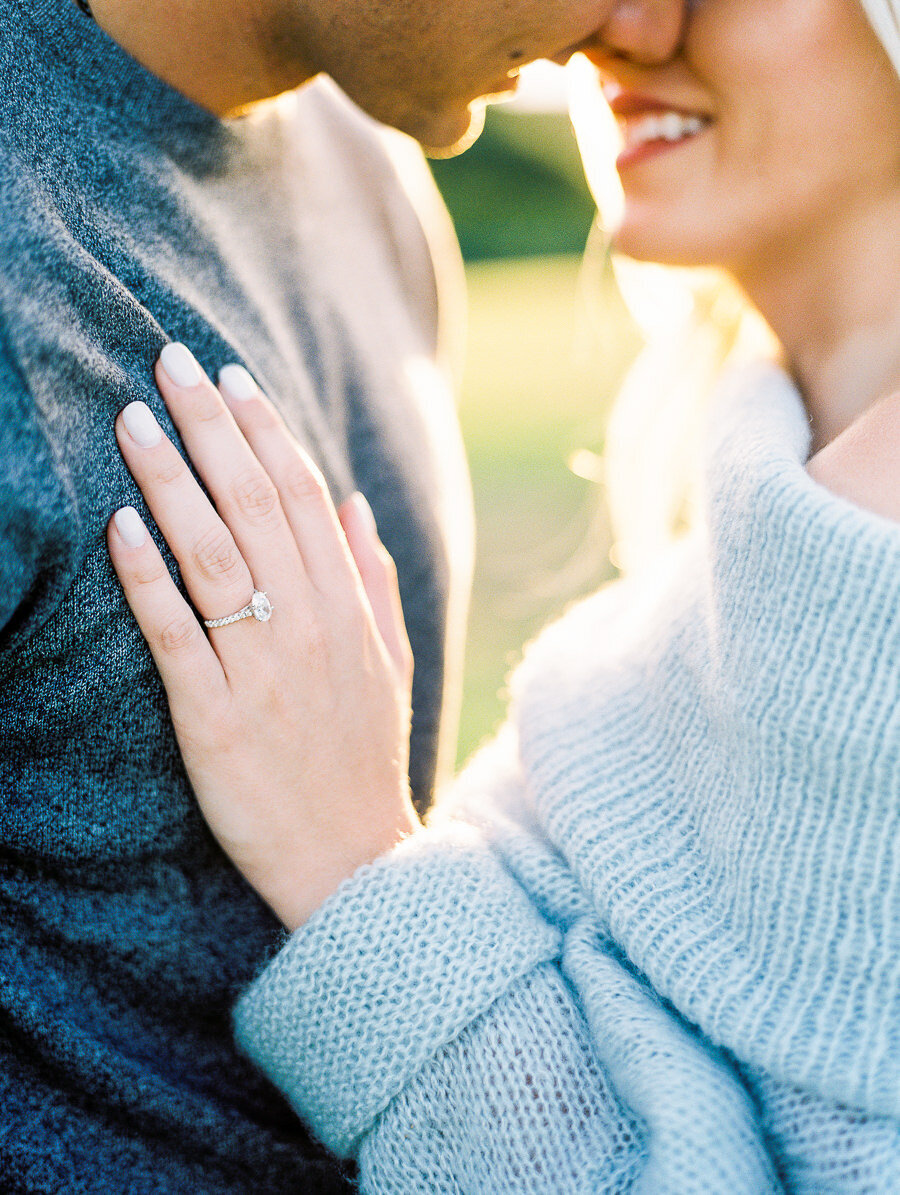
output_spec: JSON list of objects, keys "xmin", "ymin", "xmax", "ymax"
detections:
[{"xmin": 598, "ymin": 0, "xmax": 687, "ymax": 64}]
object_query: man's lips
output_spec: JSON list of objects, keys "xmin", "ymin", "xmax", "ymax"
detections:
[{"xmin": 549, "ymin": 40, "xmax": 593, "ymax": 66}]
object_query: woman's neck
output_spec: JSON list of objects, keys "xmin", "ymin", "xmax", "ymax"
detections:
[{"xmin": 734, "ymin": 192, "xmax": 900, "ymax": 454}]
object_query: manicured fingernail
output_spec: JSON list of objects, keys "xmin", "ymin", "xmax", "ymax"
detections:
[
  {"xmin": 218, "ymin": 363, "xmax": 259, "ymax": 401},
  {"xmin": 160, "ymin": 342, "xmax": 204, "ymax": 389},
  {"xmin": 122, "ymin": 401, "xmax": 163, "ymax": 448},
  {"xmin": 114, "ymin": 506, "xmax": 148, "ymax": 548},
  {"xmin": 349, "ymin": 492, "xmax": 379, "ymax": 539}
]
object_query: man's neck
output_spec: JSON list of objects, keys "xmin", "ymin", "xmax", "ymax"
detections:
[{"xmin": 88, "ymin": 0, "xmax": 318, "ymax": 117}]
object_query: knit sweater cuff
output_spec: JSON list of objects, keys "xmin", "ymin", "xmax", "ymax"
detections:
[{"xmin": 232, "ymin": 824, "xmax": 562, "ymax": 1157}]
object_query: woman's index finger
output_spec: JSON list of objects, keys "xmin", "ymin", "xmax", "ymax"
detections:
[{"xmin": 107, "ymin": 506, "xmax": 228, "ymax": 721}]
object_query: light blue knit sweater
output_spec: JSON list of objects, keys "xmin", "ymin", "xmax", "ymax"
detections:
[{"xmin": 234, "ymin": 363, "xmax": 900, "ymax": 1192}]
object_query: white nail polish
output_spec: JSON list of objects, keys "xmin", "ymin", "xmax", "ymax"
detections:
[
  {"xmin": 114, "ymin": 506, "xmax": 148, "ymax": 548},
  {"xmin": 219, "ymin": 363, "xmax": 259, "ymax": 401},
  {"xmin": 122, "ymin": 401, "xmax": 163, "ymax": 448},
  {"xmin": 160, "ymin": 342, "xmax": 204, "ymax": 389}
]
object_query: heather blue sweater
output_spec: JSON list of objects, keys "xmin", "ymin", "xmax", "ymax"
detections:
[
  {"xmin": 0, "ymin": 2, "xmax": 472, "ymax": 1190},
  {"xmin": 236, "ymin": 364, "xmax": 900, "ymax": 1191}
]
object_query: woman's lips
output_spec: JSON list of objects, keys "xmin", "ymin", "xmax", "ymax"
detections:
[
  {"xmin": 616, "ymin": 110, "xmax": 709, "ymax": 168},
  {"xmin": 604, "ymin": 90, "xmax": 712, "ymax": 170}
]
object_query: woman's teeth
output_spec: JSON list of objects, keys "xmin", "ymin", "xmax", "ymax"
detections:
[{"xmin": 621, "ymin": 112, "xmax": 707, "ymax": 151}]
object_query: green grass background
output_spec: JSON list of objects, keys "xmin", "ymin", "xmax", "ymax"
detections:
[
  {"xmin": 454, "ymin": 257, "xmax": 639, "ymax": 763},
  {"xmin": 429, "ymin": 109, "xmax": 641, "ymax": 763}
]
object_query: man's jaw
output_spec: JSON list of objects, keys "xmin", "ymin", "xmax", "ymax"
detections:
[
  {"xmin": 395, "ymin": 96, "xmax": 484, "ymax": 157},
  {"xmin": 412, "ymin": 67, "xmax": 526, "ymax": 156},
  {"xmin": 418, "ymin": 104, "xmax": 488, "ymax": 158}
]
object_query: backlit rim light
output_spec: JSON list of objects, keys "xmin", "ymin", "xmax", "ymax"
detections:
[{"xmin": 859, "ymin": 0, "xmax": 900, "ymax": 78}]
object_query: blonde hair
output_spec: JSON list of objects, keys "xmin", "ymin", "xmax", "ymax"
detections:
[
  {"xmin": 601, "ymin": 257, "xmax": 778, "ymax": 574},
  {"xmin": 568, "ymin": 64, "xmax": 779, "ymax": 575}
]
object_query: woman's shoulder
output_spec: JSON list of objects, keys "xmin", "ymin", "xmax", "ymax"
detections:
[{"xmin": 510, "ymin": 356, "xmax": 900, "ymax": 749}]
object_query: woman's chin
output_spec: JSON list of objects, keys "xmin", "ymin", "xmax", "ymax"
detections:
[{"xmin": 610, "ymin": 215, "xmax": 724, "ymax": 270}]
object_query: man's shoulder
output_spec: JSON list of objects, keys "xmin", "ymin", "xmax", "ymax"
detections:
[
  {"xmin": 0, "ymin": 129, "xmax": 88, "ymax": 314},
  {"xmin": 0, "ymin": 132, "xmax": 54, "ymax": 236}
]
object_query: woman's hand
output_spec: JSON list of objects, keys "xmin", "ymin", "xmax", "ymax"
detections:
[{"xmin": 107, "ymin": 343, "xmax": 421, "ymax": 930}]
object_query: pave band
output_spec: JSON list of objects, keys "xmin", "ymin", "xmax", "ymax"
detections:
[{"xmin": 204, "ymin": 590, "xmax": 273, "ymax": 629}]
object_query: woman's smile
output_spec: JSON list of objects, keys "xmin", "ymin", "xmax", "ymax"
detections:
[
  {"xmin": 604, "ymin": 86, "xmax": 710, "ymax": 169},
  {"xmin": 586, "ymin": 0, "xmax": 900, "ymax": 278}
]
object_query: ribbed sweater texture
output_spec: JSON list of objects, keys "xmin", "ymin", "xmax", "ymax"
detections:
[
  {"xmin": 236, "ymin": 363, "xmax": 900, "ymax": 1192},
  {"xmin": 0, "ymin": 2, "xmax": 471, "ymax": 1190}
]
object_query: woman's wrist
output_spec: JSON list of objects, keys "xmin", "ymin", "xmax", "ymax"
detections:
[{"xmin": 257, "ymin": 803, "xmax": 424, "ymax": 932}]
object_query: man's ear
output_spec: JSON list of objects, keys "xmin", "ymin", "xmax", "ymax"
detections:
[{"xmin": 807, "ymin": 389, "xmax": 900, "ymax": 523}]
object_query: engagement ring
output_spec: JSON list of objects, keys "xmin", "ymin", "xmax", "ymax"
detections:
[{"xmin": 203, "ymin": 590, "xmax": 273, "ymax": 629}]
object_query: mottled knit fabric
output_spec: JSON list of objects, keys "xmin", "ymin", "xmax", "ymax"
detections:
[
  {"xmin": 0, "ymin": 1, "xmax": 472, "ymax": 1190},
  {"xmin": 236, "ymin": 363, "xmax": 900, "ymax": 1192}
]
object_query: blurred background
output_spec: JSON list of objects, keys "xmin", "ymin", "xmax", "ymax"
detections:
[{"xmin": 426, "ymin": 63, "xmax": 641, "ymax": 765}]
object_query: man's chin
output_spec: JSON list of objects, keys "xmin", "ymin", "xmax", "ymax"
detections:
[{"xmin": 410, "ymin": 103, "xmax": 487, "ymax": 158}]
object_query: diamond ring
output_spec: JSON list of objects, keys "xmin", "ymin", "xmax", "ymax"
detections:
[{"xmin": 203, "ymin": 590, "xmax": 273, "ymax": 629}]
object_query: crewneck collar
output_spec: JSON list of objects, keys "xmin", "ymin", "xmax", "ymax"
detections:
[{"xmin": 9, "ymin": 0, "xmax": 242, "ymax": 142}]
